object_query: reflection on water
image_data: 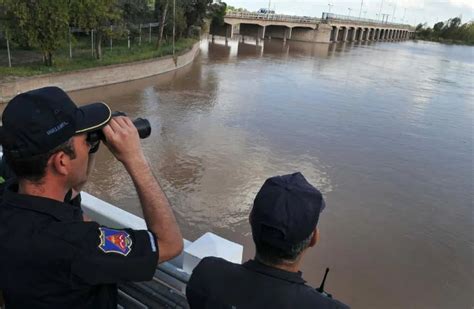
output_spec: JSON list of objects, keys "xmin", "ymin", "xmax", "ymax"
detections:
[{"xmin": 67, "ymin": 38, "xmax": 473, "ymax": 309}]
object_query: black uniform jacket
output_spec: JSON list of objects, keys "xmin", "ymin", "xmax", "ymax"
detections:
[
  {"xmin": 186, "ymin": 257, "xmax": 350, "ymax": 309},
  {"xmin": 0, "ymin": 182, "xmax": 158, "ymax": 309}
]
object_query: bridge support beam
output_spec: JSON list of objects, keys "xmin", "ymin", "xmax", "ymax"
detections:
[
  {"xmin": 356, "ymin": 28, "xmax": 362, "ymax": 41},
  {"xmin": 225, "ymin": 24, "xmax": 234, "ymax": 43},
  {"xmin": 331, "ymin": 26, "xmax": 338, "ymax": 42},
  {"xmin": 342, "ymin": 27, "xmax": 349, "ymax": 42},
  {"xmin": 349, "ymin": 28, "xmax": 356, "ymax": 42},
  {"xmin": 283, "ymin": 27, "xmax": 293, "ymax": 42}
]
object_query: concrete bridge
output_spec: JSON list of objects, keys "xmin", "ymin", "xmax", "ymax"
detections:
[{"xmin": 217, "ymin": 12, "xmax": 415, "ymax": 44}]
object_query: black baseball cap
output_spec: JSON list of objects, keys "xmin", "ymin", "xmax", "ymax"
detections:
[
  {"xmin": 0, "ymin": 86, "xmax": 111, "ymax": 158},
  {"xmin": 250, "ymin": 172, "xmax": 326, "ymax": 251}
]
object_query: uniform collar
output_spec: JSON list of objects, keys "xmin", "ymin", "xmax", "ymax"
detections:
[
  {"xmin": 2, "ymin": 182, "xmax": 82, "ymax": 222},
  {"xmin": 243, "ymin": 259, "xmax": 306, "ymax": 284}
]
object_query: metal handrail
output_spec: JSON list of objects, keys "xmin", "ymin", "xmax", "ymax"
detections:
[
  {"xmin": 321, "ymin": 12, "xmax": 413, "ymax": 29},
  {"xmin": 226, "ymin": 11, "xmax": 320, "ymax": 24}
]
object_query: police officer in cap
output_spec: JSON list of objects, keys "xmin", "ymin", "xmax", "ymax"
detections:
[
  {"xmin": 186, "ymin": 172, "xmax": 350, "ymax": 308},
  {"xmin": 0, "ymin": 87, "xmax": 183, "ymax": 308}
]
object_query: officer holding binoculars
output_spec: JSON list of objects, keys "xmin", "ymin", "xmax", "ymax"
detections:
[{"xmin": 0, "ymin": 86, "xmax": 183, "ymax": 309}]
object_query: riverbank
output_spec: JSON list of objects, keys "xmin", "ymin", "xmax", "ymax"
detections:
[
  {"xmin": 0, "ymin": 38, "xmax": 196, "ymax": 80},
  {"xmin": 0, "ymin": 40, "xmax": 200, "ymax": 103},
  {"xmin": 414, "ymin": 37, "xmax": 474, "ymax": 45}
]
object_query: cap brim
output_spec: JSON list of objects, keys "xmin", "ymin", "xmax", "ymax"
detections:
[{"xmin": 75, "ymin": 102, "xmax": 112, "ymax": 134}]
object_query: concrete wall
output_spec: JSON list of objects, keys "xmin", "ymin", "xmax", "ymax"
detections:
[
  {"xmin": 0, "ymin": 42, "xmax": 201, "ymax": 103},
  {"xmin": 291, "ymin": 24, "xmax": 332, "ymax": 43}
]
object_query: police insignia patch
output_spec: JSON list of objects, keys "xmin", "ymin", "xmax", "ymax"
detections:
[{"xmin": 98, "ymin": 227, "xmax": 133, "ymax": 256}]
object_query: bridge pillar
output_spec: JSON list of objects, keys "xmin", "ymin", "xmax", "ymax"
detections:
[
  {"xmin": 225, "ymin": 24, "xmax": 234, "ymax": 43},
  {"xmin": 342, "ymin": 27, "xmax": 349, "ymax": 42},
  {"xmin": 288, "ymin": 27, "xmax": 293, "ymax": 40},
  {"xmin": 261, "ymin": 26, "xmax": 266, "ymax": 39},
  {"xmin": 356, "ymin": 28, "xmax": 362, "ymax": 41},
  {"xmin": 330, "ymin": 26, "xmax": 337, "ymax": 42},
  {"xmin": 350, "ymin": 28, "xmax": 356, "ymax": 42}
]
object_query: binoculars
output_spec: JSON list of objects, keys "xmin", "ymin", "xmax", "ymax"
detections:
[{"xmin": 86, "ymin": 111, "xmax": 151, "ymax": 148}]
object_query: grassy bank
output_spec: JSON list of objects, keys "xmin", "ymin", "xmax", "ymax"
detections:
[
  {"xmin": 415, "ymin": 37, "xmax": 474, "ymax": 45},
  {"xmin": 0, "ymin": 37, "xmax": 197, "ymax": 80}
]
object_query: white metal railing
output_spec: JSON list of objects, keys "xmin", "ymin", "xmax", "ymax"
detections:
[
  {"xmin": 225, "ymin": 11, "xmax": 320, "ymax": 24},
  {"xmin": 321, "ymin": 12, "xmax": 413, "ymax": 30}
]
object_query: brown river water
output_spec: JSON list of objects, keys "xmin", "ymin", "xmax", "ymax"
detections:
[{"xmin": 8, "ymin": 38, "xmax": 473, "ymax": 308}]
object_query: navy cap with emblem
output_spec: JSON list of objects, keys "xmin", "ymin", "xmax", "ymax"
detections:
[
  {"xmin": 0, "ymin": 86, "xmax": 111, "ymax": 158},
  {"xmin": 250, "ymin": 172, "xmax": 326, "ymax": 251}
]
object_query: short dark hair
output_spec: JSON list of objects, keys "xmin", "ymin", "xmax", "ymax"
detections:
[
  {"xmin": 4, "ymin": 138, "xmax": 76, "ymax": 183},
  {"xmin": 254, "ymin": 232, "xmax": 313, "ymax": 265}
]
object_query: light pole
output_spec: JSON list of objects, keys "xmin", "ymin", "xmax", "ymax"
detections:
[
  {"xmin": 378, "ymin": 0, "xmax": 384, "ymax": 21},
  {"xmin": 328, "ymin": 3, "xmax": 334, "ymax": 13},
  {"xmin": 359, "ymin": 0, "xmax": 364, "ymax": 18},
  {"xmin": 388, "ymin": 2, "xmax": 397, "ymax": 22},
  {"xmin": 363, "ymin": 10, "xmax": 367, "ymax": 18},
  {"xmin": 348, "ymin": 8, "xmax": 352, "ymax": 17}
]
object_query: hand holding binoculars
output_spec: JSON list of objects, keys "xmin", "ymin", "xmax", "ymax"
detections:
[{"xmin": 86, "ymin": 111, "xmax": 151, "ymax": 154}]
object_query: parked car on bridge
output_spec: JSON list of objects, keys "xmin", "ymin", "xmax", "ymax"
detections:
[{"xmin": 257, "ymin": 8, "xmax": 275, "ymax": 14}]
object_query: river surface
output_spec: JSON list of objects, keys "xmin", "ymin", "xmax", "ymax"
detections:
[{"xmin": 66, "ymin": 38, "xmax": 473, "ymax": 308}]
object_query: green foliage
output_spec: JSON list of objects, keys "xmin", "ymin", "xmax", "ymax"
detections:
[
  {"xmin": 119, "ymin": 0, "xmax": 153, "ymax": 24},
  {"xmin": 416, "ymin": 17, "xmax": 474, "ymax": 45},
  {"xmin": 1, "ymin": 0, "xmax": 212, "ymax": 70},
  {"xmin": 226, "ymin": 6, "xmax": 248, "ymax": 13},
  {"xmin": 208, "ymin": 1, "xmax": 227, "ymax": 32},
  {"xmin": 2, "ymin": 0, "xmax": 70, "ymax": 65},
  {"xmin": 70, "ymin": 0, "xmax": 124, "ymax": 59},
  {"xmin": 70, "ymin": 0, "xmax": 121, "ymax": 31},
  {"xmin": 181, "ymin": 0, "xmax": 212, "ymax": 32},
  {"xmin": 0, "ymin": 38, "xmax": 196, "ymax": 77}
]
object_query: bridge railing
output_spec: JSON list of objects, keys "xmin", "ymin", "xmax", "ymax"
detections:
[
  {"xmin": 321, "ymin": 12, "xmax": 413, "ymax": 29},
  {"xmin": 226, "ymin": 11, "xmax": 320, "ymax": 24}
]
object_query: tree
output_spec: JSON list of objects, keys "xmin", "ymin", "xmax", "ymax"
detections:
[
  {"xmin": 208, "ymin": 1, "xmax": 226, "ymax": 34},
  {"xmin": 70, "ymin": 0, "xmax": 123, "ymax": 60},
  {"xmin": 2, "ymin": 0, "xmax": 69, "ymax": 66},
  {"xmin": 181, "ymin": 0, "xmax": 212, "ymax": 33},
  {"xmin": 433, "ymin": 22, "xmax": 444, "ymax": 33},
  {"xmin": 119, "ymin": 0, "xmax": 152, "ymax": 24},
  {"xmin": 155, "ymin": 0, "xmax": 169, "ymax": 48}
]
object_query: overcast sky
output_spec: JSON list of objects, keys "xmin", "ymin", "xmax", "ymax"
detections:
[{"xmin": 223, "ymin": 0, "xmax": 474, "ymax": 26}]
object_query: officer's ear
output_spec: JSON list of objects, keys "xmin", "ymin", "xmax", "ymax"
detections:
[
  {"xmin": 309, "ymin": 228, "xmax": 319, "ymax": 248},
  {"xmin": 50, "ymin": 150, "xmax": 70, "ymax": 177}
]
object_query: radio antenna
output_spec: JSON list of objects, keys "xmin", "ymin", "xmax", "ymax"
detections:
[{"xmin": 317, "ymin": 268, "xmax": 330, "ymax": 296}]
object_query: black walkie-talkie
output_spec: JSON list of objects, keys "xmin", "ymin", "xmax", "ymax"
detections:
[{"xmin": 316, "ymin": 268, "xmax": 333, "ymax": 298}]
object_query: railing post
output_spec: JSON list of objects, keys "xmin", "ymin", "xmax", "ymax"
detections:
[
  {"xmin": 6, "ymin": 30, "xmax": 12, "ymax": 68},
  {"xmin": 149, "ymin": 23, "xmax": 152, "ymax": 43},
  {"xmin": 69, "ymin": 28, "xmax": 72, "ymax": 59}
]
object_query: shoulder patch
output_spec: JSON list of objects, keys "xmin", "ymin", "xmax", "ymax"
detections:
[{"xmin": 98, "ymin": 227, "xmax": 133, "ymax": 256}]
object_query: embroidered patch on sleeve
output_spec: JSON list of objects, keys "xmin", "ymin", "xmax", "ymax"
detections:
[{"xmin": 98, "ymin": 227, "xmax": 133, "ymax": 256}]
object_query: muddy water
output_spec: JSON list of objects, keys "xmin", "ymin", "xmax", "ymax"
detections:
[{"xmin": 66, "ymin": 38, "xmax": 473, "ymax": 308}]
